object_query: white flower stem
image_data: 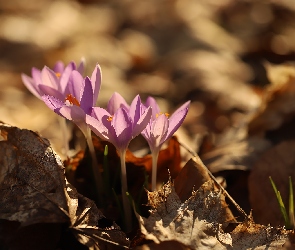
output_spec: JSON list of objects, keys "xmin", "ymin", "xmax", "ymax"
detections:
[
  {"xmin": 151, "ymin": 150, "xmax": 160, "ymax": 191},
  {"xmin": 59, "ymin": 117, "xmax": 69, "ymax": 158},
  {"xmin": 119, "ymin": 149, "xmax": 132, "ymax": 232},
  {"xmin": 85, "ymin": 128, "xmax": 103, "ymax": 204}
]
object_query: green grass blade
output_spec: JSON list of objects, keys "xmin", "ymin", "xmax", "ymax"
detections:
[{"xmin": 269, "ymin": 176, "xmax": 291, "ymax": 229}]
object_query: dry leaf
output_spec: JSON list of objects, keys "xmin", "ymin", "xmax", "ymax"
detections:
[
  {"xmin": 126, "ymin": 136, "xmax": 182, "ymax": 190},
  {"xmin": 200, "ymin": 126, "xmax": 271, "ymax": 173},
  {"xmin": 0, "ymin": 122, "xmax": 70, "ymax": 226},
  {"xmin": 136, "ymin": 240, "xmax": 191, "ymax": 250},
  {"xmin": 249, "ymin": 62, "xmax": 295, "ymax": 136},
  {"xmin": 0, "ymin": 122, "xmax": 129, "ymax": 249},
  {"xmin": 248, "ymin": 140, "xmax": 295, "ymax": 227},
  {"xmin": 137, "ymin": 178, "xmax": 232, "ymax": 249},
  {"xmin": 136, "ymin": 163, "xmax": 289, "ymax": 249}
]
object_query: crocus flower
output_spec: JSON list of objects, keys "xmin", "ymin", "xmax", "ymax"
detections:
[
  {"xmin": 22, "ymin": 61, "xmax": 103, "ymax": 204},
  {"xmin": 86, "ymin": 94, "xmax": 152, "ymax": 231},
  {"xmin": 141, "ymin": 97, "xmax": 190, "ymax": 191},
  {"xmin": 41, "ymin": 64, "xmax": 101, "ymax": 137},
  {"xmin": 21, "ymin": 59, "xmax": 85, "ymax": 100},
  {"xmin": 41, "ymin": 64, "xmax": 104, "ymax": 201}
]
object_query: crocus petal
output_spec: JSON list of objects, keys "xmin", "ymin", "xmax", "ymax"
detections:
[
  {"xmin": 41, "ymin": 67, "xmax": 60, "ymax": 90},
  {"xmin": 165, "ymin": 101, "xmax": 190, "ymax": 141},
  {"xmin": 151, "ymin": 114, "xmax": 169, "ymax": 150},
  {"xmin": 145, "ymin": 96, "xmax": 161, "ymax": 119},
  {"xmin": 42, "ymin": 95, "xmax": 64, "ymax": 114},
  {"xmin": 80, "ymin": 77, "xmax": 93, "ymax": 115},
  {"xmin": 63, "ymin": 105, "xmax": 86, "ymax": 122},
  {"xmin": 65, "ymin": 71, "xmax": 84, "ymax": 100},
  {"xmin": 53, "ymin": 61, "xmax": 65, "ymax": 73},
  {"xmin": 85, "ymin": 114, "xmax": 109, "ymax": 141},
  {"xmin": 90, "ymin": 65, "xmax": 102, "ymax": 106},
  {"xmin": 59, "ymin": 62, "xmax": 76, "ymax": 93},
  {"xmin": 91, "ymin": 107, "xmax": 111, "ymax": 121},
  {"xmin": 90, "ymin": 108, "xmax": 118, "ymax": 146},
  {"xmin": 132, "ymin": 106, "xmax": 152, "ymax": 137},
  {"xmin": 60, "ymin": 105, "xmax": 88, "ymax": 136},
  {"xmin": 38, "ymin": 84, "xmax": 65, "ymax": 100},
  {"xmin": 90, "ymin": 107, "xmax": 116, "ymax": 143},
  {"xmin": 21, "ymin": 74, "xmax": 41, "ymax": 99},
  {"xmin": 31, "ymin": 67, "xmax": 42, "ymax": 85},
  {"xmin": 107, "ymin": 92, "xmax": 129, "ymax": 115},
  {"xmin": 112, "ymin": 108, "xmax": 133, "ymax": 151},
  {"xmin": 129, "ymin": 95, "xmax": 141, "ymax": 125},
  {"xmin": 77, "ymin": 58, "xmax": 85, "ymax": 75}
]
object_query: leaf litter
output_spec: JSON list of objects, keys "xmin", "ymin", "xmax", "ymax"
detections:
[
  {"xmin": 0, "ymin": 122, "xmax": 129, "ymax": 249},
  {"xmin": 0, "ymin": 118, "xmax": 292, "ymax": 249},
  {"xmin": 136, "ymin": 156, "xmax": 289, "ymax": 250}
]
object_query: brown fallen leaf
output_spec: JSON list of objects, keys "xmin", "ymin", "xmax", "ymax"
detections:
[
  {"xmin": 0, "ymin": 122, "xmax": 129, "ymax": 249},
  {"xmin": 0, "ymin": 122, "xmax": 70, "ymax": 226},
  {"xmin": 136, "ymin": 165, "xmax": 289, "ymax": 249},
  {"xmin": 137, "ymin": 178, "xmax": 233, "ymax": 249},
  {"xmin": 248, "ymin": 140, "xmax": 295, "ymax": 227},
  {"xmin": 136, "ymin": 240, "xmax": 192, "ymax": 250},
  {"xmin": 73, "ymin": 135, "xmax": 182, "ymax": 197},
  {"xmin": 249, "ymin": 62, "xmax": 295, "ymax": 136},
  {"xmin": 174, "ymin": 156, "xmax": 236, "ymax": 225},
  {"xmin": 125, "ymin": 136, "xmax": 182, "ymax": 191},
  {"xmin": 200, "ymin": 125, "xmax": 271, "ymax": 173}
]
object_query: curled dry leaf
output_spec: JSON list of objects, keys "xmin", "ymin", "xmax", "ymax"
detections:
[
  {"xmin": 137, "ymin": 178, "xmax": 233, "ymax": 249},
  {"xmin": 136, "ymin": 158, "xmax": 289, "ymax": 250},
  {"xmin": 0, "ymin": 122, "xmax": 129, "ymax": 249}
]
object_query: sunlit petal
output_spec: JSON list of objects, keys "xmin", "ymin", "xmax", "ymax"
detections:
[
  {"xmin": 65, "ymin": 71, "xmax": 84, "ymax": 100},
  {"xmin": 21, "ymin": 74, "xmax": 41, "ymax": 99},
  {"xmin": 91, "ymin": 64, "xmax": 102, "ymax": 106},
  {"xmin": 41, "ymin": 67, "xmax": 60, "ymax": 90},
  {"xmin": 165, "ymin": 101, "xmax": 190, "ymax": 141},
  {"xmin": 129, "ymin": 95, "xmax": 141, "ymax": 124},
  {"xmin": 132, "ymin": 106, "xmax": 152, "ymax": 137},
  {"xmin": 112, "ymin": 108, "xmax": 133, "ymax": 151},
  {"xmin": 151, "ymin": 114, "xmax": 169, "ymax": 149},
  {"xmin": 107, "ymin": 92, "xmax": 129, "ymax": 115},
  {"xmin": 60, "ymin": 62, "xmax": 76, "ymax": 93},
  {"xmin": 145, "ymin": 96, "xmax": 161, "ymax": 119},
  {"xmin": 53, "ymin": 61, "xmax": 65, "ymax": 73},
  {"xmin": 80, "ymin": 77, "xmax": 93, "ymax": 114},
  {"xmin": 38, "ymin": 85, "xmax": 64, "ymax": 100}
]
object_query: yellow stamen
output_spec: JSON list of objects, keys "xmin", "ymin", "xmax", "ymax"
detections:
[
  {"xmin": 55, "ymin": 72, "xmax": 61, "ymax": 78},
  {"xmin": 65, "ymin": 94, "xmax": 80, "ymax": 106},
  {"xmin": 156, "ymin": 112, "xmax": 169, "ymax": 118},
  {"xmin": 107, "ymin": 116, "xmax": 113, "ymax": 122}
]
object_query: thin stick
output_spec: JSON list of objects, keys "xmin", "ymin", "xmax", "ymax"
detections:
[
  {"xmin": 119, "ymin": 149, "xmax": 132, "ymax": 232},
  {"xmin": 178, "ymin": 139, "xmax": 248, "ymax": 220}
]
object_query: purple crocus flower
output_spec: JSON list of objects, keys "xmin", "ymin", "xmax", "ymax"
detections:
[
  {"xmin": 21, "ymin": 59, "xmax": 85, "ymax": 100},
  {"xmin": 41, "ymin": 65, "xmax": 102, "ymax": 137},
  {"xmin": 86, "ymin": 93, "xmax": 151, "ymax": 152},
  {"xmin": 86, "ymin": 94, "xmax": 152, "ymax": 231},
  {"xmin": 141, "ymin": 97, "xmax": 190, "ymax": 191},
  {"xmin": 22, "ymin": 61, "xmax": 103, "ymax": 203}
]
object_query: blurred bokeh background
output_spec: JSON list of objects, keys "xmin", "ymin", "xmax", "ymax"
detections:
[
  {"xmin": 2, "ymin": 0, "xmax": 295, "ymax": 227},
  {"xmin": 0, "ymin": 0, "xmax": 294, "ymax": 158}
]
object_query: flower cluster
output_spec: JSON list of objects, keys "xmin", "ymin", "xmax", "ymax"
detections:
[{"xmin": 22, "ymin": 60, "xmax": 190, "ymax": 231}]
